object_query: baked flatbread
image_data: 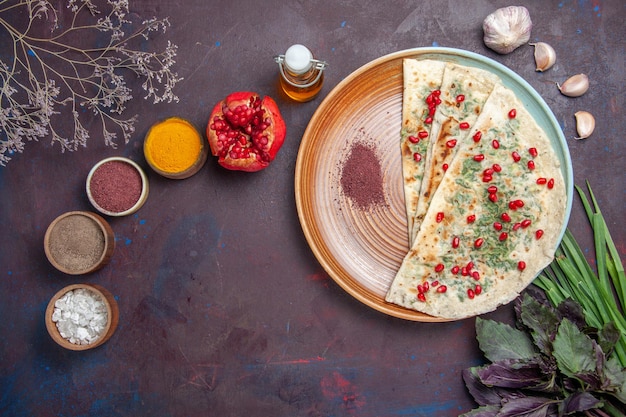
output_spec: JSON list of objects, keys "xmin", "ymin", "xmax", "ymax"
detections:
[
  {"xmin": 400, "ymin": 59, "xmax": 445, "ymax": 243},
  {"xmin": 386, "ymin": 82, "xmax": 567, "ymax": 320},
  {"xmin": 410, "ymin": 63, "xmax": 500, "ymax": 244}
]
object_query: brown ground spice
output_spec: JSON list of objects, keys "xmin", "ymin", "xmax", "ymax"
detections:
[
  {"xmin": 48, "ymin": 214, "xmax": 105, "ymax": 271},
  {"xmin": 90, "ymin": 160, "xmax": 142, "ymax": 213},
  {"xmin": 340, "ymin": 142, "xmax": 386, "ymax": 210}
]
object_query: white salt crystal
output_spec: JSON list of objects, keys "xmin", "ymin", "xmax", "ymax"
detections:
[{"xmin": 52, "ymin": 288, "xmax": 108, "ymax": 345}]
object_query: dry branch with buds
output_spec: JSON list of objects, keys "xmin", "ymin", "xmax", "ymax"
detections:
[{"xmin": 0, "ymin": 0, "xmax": 182, "ymax": 166}]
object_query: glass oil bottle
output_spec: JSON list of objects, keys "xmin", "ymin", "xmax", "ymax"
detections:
[{"xmin": 275, "ymin": 44, "xmax": 327, "ymax": 102}]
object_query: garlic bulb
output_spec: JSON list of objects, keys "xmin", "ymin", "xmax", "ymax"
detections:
[
  {"xmin": 574, "ymin": 111, "xmax": 595, "ymax": 139},
  {"xmin": 483, "ymin": 6, "xmax": 533, "ymax": 54},
  {"xmin": 557, "ymin": 74, "xmax": 589, "ymax": 97},
  {"xmin": 530, "ymin": 42, "xmax": 556, "ymax": 72}
]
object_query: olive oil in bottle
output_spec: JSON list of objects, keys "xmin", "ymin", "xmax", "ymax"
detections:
[{"xmin": 275, "ymin": 44, "xmax": 327, "ymax": 102}]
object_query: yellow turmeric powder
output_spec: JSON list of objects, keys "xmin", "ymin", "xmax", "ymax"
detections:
[{"xmin": 144, "ymin": 117, "xmax": 205, "ymax": 177}]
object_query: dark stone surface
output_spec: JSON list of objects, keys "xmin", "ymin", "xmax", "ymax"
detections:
[{"xmin": 1, "ymin": 1, "xmax": 624, "ymax": 416}]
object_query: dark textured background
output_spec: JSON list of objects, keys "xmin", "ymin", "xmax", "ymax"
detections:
[{"xmin": 1, "ymin": 1, "xmax": 624, "ymax": 416}]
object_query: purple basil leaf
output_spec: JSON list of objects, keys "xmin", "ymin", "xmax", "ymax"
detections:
[
  {"xmin": 463, "ymin": 367, "xmax": 504, "ymax": 406},
  {"xmin": 476, "ymin": 358, "xmax": 556, "ymax": 391},
  {"xmin": 462, "ymin": 367, "xmax": 527, "ymax": 406},
  {"xmin": 519, "ymin": 293, "xmax": 560, "ymax": 355},
  {"xmin": 556, "ymin": 299, "xmax": 586, "ymax": 329},
  {"xmin": 458, "ymin": 405, "xmax": 501, "ymax": 417},
  {"xmin": 476, "ymin": 317, "xmax": 537, "ymax": 362},
  {"xmin": 497, "ymin": 396, "xmax": 557, "ymax": 417},
  {"xmin": 598, "ymin": 321, "xmax": 621, "ymax": 356},
  {"xmin": 561, "ymin": 391, "xmax": 602, "ymax": 414}
]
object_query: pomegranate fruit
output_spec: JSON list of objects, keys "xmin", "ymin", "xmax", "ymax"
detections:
[{"xmin": 206, "ymin": 91, "xmax": 286, "ymax": 172}]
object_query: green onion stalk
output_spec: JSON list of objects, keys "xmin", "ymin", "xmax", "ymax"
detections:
[{"xmin": 535, "ymin": 182, "xmax": 626, "ymax": 367}]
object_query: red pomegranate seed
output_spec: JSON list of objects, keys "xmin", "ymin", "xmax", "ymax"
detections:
[
  {"xmin": 456, "ymin": 94, "xmax": 465, "ymax": 103},
  {"xmin": 537, "ymin": 177, "xmax": 548, "ymax": 185},
  {"xmin": 432, "ymin": 280, "xmax": 439, "ymax": 287},
  {"xmin": 451, "ymin": 265, "xmax": 460, "ymax": 275},
  {"xmin": 446, "ymin": 139, "xmax": 457, "ymax": 148},
  {"xmin": 492, "ymin": 140, "xmax": 500, "ymax": 149},
  {"xmin": 529, "ymin": 147, "xmax": 538, "ymax": 157},
  {"xmin": 514, "ymin": 199, "xmax": 524, "ymax": 208},
  {"xmin": 467, "ymin": 214, "xmax": 476, "ymax": 223},
  {"xmin": 459, "ymin": 122, "xmax": 470, "ymax": 130},
  {"xmin": 512, "ymin": 151, "xmax": 521, "ymax": 162},
  {"xmin": 508, "ymin": 109, "xmax": 517, "ymax": 119},
  {"xmin": 442, "ymin": 163, "xmax": 449, "ymax": 172},
  {"xmin": 489, "ymin": 193, "xmax": 498, "ymax": 203},
  {"xmin": 487, "ymin": 185, "xmax": 498, "ymax": 194},
  {"xmin": 461, "ymin": 267, "xmax": 469, "ymax": 276},
  {"xmin": 527, "ymin": 160, "xmax": 535, "ymax": 170},
  {"xmin": 518, "ymin": 261, "xmax": 526, "ymax": 271},
  {"xmin": 521, "ymin": 219, "xmax": 532, "ymax": 228},
  {"xmin": 482, "ymin": 174, "xmax": 493, "ymax": 183},
  {"xmin": 493, "ymin": 222, "xmax": 503, "ymax": 231},
  {"xmin": 501, "ymin": 213, "xmax": 512, "ymax": 222},
  {"xmin": 432, "ymin": 89, "xmax": 441, "ymax": 96},
  {"xmin": 466, "ymin": 261, "xmax": 474, "ymax": 271},
  {"xmin": 548, "ymin": 178, "xmax": 555, "ymax": 189},
  {"xmin": 475, "ymin": 285, "xmax": 482, "ymax": 295},
  {"xmin": 423, "ymin": 281, "xmax": 430, "ymax": 292},
  {"xmin": 472, "ymin": 271, "xmax": 480, "ymax": 280},
  {"xmin": 414, "ymin": 152, "xmax": 422, "ymax": 162},
  {"xmin": 483, "ymin": 168, "xmax": 494, "ymax": 176},
  {"xmin": 492, "ymin": 164, "xmax": 502, "ymax": 173},
  {"xmin": 436, "ymin": 212, "xmax": 445, "ymax": 223},
  {"xmin": 428, "ymin": 107, "xmax": 436, "ymax": 116},
  {"xmin": 499, "ymin": 232, "xmax": 508, "ymax": 241},
  {"xmin": 513, "ymin": 222, "xmax": 522, "ymax": 231},
  {"xmin": 472, "ymin": 131, "xmax": 482, "ymax": 142},
  {"xmin": 436, "ymin": 285, "xmax": 447, "ymax": 293},
  {"xmin": 408, "ymin": 135, "xmax": 420, "ymax": 143},
  {"xmin": 473, "ymin": 154, "xmax": 485, "ymax": 162},
  {"xmin": 418, "ymin": 293, "xmax": 426, "ymax": 302},
  {"xmin": 425, "ymin": 116, "xmax": 433, "ymax": 124},
  {"xmin": 452, "ymin": 236, "xmax": 460, "ymax": 248},
  {"xmin": 467, "ymin": 288, "xmax": 475, "ymax": 299},
  {"xmin": 474, "ymin": 238, "xmax": 484, "ymax": 248},
  {"xmin": 435, "ymin": 263, "xmax": 445, "ymax": 273},
  {"xmin": 418, "ymin": 130, "xmax": 429, "ymax": 139},
  {"xmin": 535, "ymin": 229, "xmax": 544, "ymax": 239}
]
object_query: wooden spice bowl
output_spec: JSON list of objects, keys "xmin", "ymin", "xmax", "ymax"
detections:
[
  {"xmin": 143, "ymin": 117, "xmax": 208, "ymax": 179},
  {"xmin": 44, "ymin": 211, "xmax": 116, "ymax": 275},
  {"xmin": 45, "ymin": 283, "xmax": 119, "ymax": 351},
  {"xmin": 86, "ymin": 156, "xmax": 149, "ymax": 217}
]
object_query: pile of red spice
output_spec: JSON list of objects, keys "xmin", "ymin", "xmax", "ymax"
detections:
[
  {"xmin": 89, "ymin": 160, "xmax": 142, "ymax": 213},
  {"xmin": 340, "ymin": 142, "xmax": 386, "ymax": 210}
]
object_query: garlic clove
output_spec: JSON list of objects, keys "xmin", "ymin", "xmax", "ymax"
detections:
[
  {"xmin": 530, "ymin": 42, "xmax": 556, "ymax": 72},
  {"xmin": 557, "ymin": 73, "xmax": 589, "ymax": 97},
  {"xmin": 574, "ymin": 111, "xmax": 595, "ymax": 140},
  {"xmin": 483, "ymin": 6, "xmax": 533, "ymax": 54}
]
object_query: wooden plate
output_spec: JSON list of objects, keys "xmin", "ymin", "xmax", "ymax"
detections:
[{"xmin": 294, "ymin": 47, "xmax": 573, "ymax": 322}]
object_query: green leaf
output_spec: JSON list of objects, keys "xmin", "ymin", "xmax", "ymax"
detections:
[
  {"xmin": 553, "ymin": 319, "xmax": 597, "ymax": 378},
  {"xmin": 519, "ymin": 293, "xmax": 560, "ymax": 355},
  {"xmin": 603, "ymin": 355, "xmax": 626, "ymax": 403},
  {"xmin": 476, "ymin": 317, "xmax": 536, "ymax": 362}
]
